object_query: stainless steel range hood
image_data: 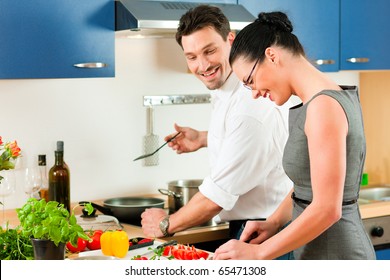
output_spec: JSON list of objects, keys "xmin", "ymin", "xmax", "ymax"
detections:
[{"xmin": 115, "ymin": 0, "xmax": 255, "ymax": 37}]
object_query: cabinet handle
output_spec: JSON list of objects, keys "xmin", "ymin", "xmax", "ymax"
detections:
[
  {"xmin": 73, "ymin": 62, "xmax": 108, "ymax": 68},
  {"xmin": 346, "ymin": 57, "xmax": 369, "ymax": 63},
  {"xmin": 314, "ymin": 59, "xmax": 335, "ymax": 65}
]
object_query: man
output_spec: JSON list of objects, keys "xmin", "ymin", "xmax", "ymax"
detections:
[{"xmin": 141, "ymin": 5, "xmax": 292, "ymax": 244}]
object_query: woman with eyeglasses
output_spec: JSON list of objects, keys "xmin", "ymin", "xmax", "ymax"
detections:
[{"xmin": 213, "ymin": 11, "xmax": 375, "ymax": 260}]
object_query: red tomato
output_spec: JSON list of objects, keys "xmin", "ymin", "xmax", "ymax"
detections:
[
  {"xmin": 87, "ymin": 230, "xmax": 103, "ymax": 250},
  {"xmin": 188, "ymin": 251, "xmax": 200, "ymax": 260},
  {"xmin": 196, "ymin": 249, "xmax": 209, "ymax": 259},
  {"xmin": 133, "ymin": 256, "xmax": 148, "ymax": 260},
  {"xmin": 162, "ymin": 245, "xmax": 172, "ymax": 256},
  {"xmin": 66, "ymin": 238, "xmax": 87, "ymax": 253},
  {"xmin": 173, "ymin": 248, "xmax": 186, "ymax": 260}
]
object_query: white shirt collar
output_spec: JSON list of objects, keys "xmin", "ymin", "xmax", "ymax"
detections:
[{"xmin": 209, "ymin": 72, "xmax": 241, "ymax": 101}]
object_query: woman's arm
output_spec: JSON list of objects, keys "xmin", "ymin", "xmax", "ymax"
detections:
[{"xmin": 214, "ymin": 94, "xmax": 348, "ymax": 259}]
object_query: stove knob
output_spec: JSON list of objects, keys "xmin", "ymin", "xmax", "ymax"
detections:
[{"xmin": 371, "ymin": 226, "xmax": 384, "ymax": 237}]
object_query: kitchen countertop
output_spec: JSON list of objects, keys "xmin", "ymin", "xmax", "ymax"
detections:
[
  {"xmin": 3, "ymin": 196, "xmax": 390, "ymax": 245},
  {"xmin": 2, "ymin": 196, "xmax": 228, "ymax": 245},
  {"xmin": 359, "ymin": 200, "xmax": 390, "ymax": 219}
]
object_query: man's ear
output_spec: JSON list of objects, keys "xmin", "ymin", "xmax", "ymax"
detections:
[{"xmin": 228, "ymin": 31, "xmax": 235, "ymax": 46}]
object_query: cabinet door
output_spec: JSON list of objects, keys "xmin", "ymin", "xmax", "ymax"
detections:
[
  {"xmin": 340, "ymin": 0, "xmax": 390, "ymax": 70},
  {"xmin": 0, "ymin": 0, "xmax": 114, "ymax": 79},
  {"xmin": 239, "ymin": 0, "xmax": 339, "ymax": 72}
]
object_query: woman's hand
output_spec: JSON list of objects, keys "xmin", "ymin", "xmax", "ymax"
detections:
[
  {"xmin": 213, "ymin": 239, "xmax": 261, "ymax": 260},
  {"xmin": 165, "ymin": 123, "xmax": 207, "ymax": 154},
  {"xmin": 240, "ymin": 220, "xmax": 279, "ymax": 244}
]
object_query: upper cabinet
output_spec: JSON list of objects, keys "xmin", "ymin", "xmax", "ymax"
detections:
[
  {"xmin": 239, "ymin": 0, "xmax": 339, "ymax": 72},
  {"xmin": 239, "ymin": 0, "xmax": 390, "ymax": 72},
  {"xmin": 0, "ymin": 0, "xmax": 115, "ymax": 79},
  {"xmin": 340, "ymin": 0, "xmax": 390, "ymax": 70}
]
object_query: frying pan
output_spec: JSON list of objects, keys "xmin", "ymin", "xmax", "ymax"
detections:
[{"xmin": 79, "ymin": 197, "xmax": 165, "ymax": 226}]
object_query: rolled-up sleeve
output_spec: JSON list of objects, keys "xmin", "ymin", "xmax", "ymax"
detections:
[{"xmin": 199, "ymin": 110, "xmax": 284, "ymax": 211}]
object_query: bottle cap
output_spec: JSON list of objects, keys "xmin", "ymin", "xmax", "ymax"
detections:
[
  {"xmin": 38, "ymin": 154, "xmax": 46, "ymax": 166},
  {"xmin": 57, "ymin": 141, "xmax": 64, "ymax": 152}
]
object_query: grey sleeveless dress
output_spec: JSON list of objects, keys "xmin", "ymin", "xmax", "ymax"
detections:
[{"xmin": 283, "ymin": 86, "xmax": 376, "ymax": 259}]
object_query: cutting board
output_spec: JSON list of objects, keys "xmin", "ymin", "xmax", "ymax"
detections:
[{"xmin": 77, "ymin": 240, "xmax": 164, "ymax": 260}]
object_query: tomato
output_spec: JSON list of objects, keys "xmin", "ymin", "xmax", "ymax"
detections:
[
  {"xmin": 185, "ymin": 251, "xmax": 199, "ymax": 260},
  {"xmin": 172, "ymin": 248, "xmax": 186, "ymax": 260},
  {"xmin": 66, "ymin": 237, "xmax": 87, "ymax": 253},
  {"xmin": 197, "ymin": 249, "xmax": 209, "ymax": 260},
  {"xmin": 166, "ymin": 244, "xmax": 209, "ymax": 260},
  {"xmin": 162, "ymin": 245, "xmax": 172, "ymax": 256},
  {"xmin": 87, "ymin": 230, "xmax": 103, "ymax": 250},
  {"xmin": 133, "ymin": 256, "xmax": 148, "ymax": 260}
]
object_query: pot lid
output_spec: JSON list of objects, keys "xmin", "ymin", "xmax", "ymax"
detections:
[{"xmin": 76, "ymin": 214, "xmax": 122, "ymax": 231}]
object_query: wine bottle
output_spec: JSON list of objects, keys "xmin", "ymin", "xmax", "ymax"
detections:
[
  {"xmin": 38, "ymin": 154, "xmax": 49, "ymax": 202},
  {"xmin": 48, "ymin": 141, "xmax": 70, "ymax": 212}
]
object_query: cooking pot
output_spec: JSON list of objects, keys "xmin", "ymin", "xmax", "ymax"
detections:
[
  {"xmin": 158, "ymin": 179, "xmax": 203, "ymax": 214},
  {"xmin": 79, "ymin": 197, "xmax": 165, "ymax": 226}
]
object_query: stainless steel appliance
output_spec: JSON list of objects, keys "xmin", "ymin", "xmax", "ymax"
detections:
[
  {"xmin": 359, "ymin": 185, "xmax": 390, "ymax": 259},
  {"xmin": 363, "ymin": 215, "xmax": 390, "ymax": 259}
]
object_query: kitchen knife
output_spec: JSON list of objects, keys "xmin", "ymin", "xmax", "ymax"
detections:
[{"xmin": 139, "ymin": 240, "xmax": 178, "ymax": 257}]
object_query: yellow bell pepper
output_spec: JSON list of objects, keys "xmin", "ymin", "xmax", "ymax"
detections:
[{"xmin": 101, "ymin": 230, "xmax": 129, "ymax": 258}]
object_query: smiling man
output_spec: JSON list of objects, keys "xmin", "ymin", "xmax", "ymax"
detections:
[{"xmin": 141, "ymin": 5, "xmax": 293, "ymax": 258}]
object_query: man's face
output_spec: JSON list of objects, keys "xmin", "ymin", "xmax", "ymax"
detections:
[{"xmin": 181, "ymin": 26, "xmax": 233, "ymax": 90}]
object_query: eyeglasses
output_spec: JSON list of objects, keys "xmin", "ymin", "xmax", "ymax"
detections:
[{"xmin": 243, "ymin": 57, "xmax": 260, "ymax": 90}]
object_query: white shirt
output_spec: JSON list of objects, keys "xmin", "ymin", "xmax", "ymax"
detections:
[{"xmin": 199, "ymin": 73, "xmax": 293, "ymax": 222}]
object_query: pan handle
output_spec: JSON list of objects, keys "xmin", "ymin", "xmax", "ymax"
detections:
[
  {"xmin": 158, "ymin": 188, "xmax": 181, "ymax": 198},
  {"xmin": 79, "ymin": 201, "xmax": 114, "ymax": 216}
]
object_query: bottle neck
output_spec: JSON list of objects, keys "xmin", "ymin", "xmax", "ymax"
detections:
[{"xmin": 55, "ymin": 151, "xmax": 64, "ymax": 165}]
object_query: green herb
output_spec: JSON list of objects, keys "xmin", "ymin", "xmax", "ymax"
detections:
[
  {"xmin": 0, "ymin": 224, "xmax": 34, "ymax": 260},
  {"xmin": 149, "ymin": 246, "xmax": 174, "ymax": 260},
  {"xmin": 16, "ymin": 198, "xmax": 94, "ymax": 247}
]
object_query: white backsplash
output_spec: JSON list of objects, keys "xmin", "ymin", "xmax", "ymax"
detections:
[{"xmin": 0, "ymin": 37, "xmax": 358, "ymax": 210}]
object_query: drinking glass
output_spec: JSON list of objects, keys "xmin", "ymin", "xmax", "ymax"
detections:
[
  {"xmin": 0, "ymin": 170, "xmax": 16, "ymax": 228},
  {"xmin": 23, "ymin": 167, "xmax": 42, "ymax": 199}
]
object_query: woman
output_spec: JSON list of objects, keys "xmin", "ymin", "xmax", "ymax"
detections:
[{"xmin": 213, "ymin": 11, "xmax": 375, "ymax": 260}]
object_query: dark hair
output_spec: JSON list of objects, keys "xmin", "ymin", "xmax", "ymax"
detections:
[
  {"xmin": 176, "ymin": 5, "xmax": 231, "ymax": 47},
  {"xmin": 229, "ymin": 11, "xmax": 305, "ymax": 65}
]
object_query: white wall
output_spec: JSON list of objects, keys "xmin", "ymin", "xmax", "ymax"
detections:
[{"xmin": 0, "ymin": 36, "xmax": 359, "ymax": 210}]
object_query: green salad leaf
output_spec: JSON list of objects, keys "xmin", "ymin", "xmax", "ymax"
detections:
[{"xmin": 0, "ymin": 224, "xmax": 34, "ymax": 260}]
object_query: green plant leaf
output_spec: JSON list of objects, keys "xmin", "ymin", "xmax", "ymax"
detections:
[{"xmin": 16, "ymin": 198, "xmax": 90, "ymax": 246}]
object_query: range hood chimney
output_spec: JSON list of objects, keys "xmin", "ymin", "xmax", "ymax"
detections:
[{"xmin": 115, "ymin": 0, "xmax": 255, "ymax": 37}]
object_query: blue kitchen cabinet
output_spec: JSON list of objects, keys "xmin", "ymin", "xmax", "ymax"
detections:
[
  {"xmin": 0, "ymin": 0, "xmax": 114, "ymax": 79},
  {"xmin": 340, "ymin": 0, "xmax": 390, "ymax": 70},
  {"xmin": 238, "ymin": 0, "xmax": 339, "ymax": 72}
]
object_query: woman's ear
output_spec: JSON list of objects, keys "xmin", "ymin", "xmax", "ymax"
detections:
[{"xmin": 265, "ymin": 47, "xmax": 278, "ymax": 64}]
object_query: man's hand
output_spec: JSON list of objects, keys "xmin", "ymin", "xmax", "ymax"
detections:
[
  {"xmin": 140, "ymin": 208, "xmax": 168, "ymax": 238},
  {"xmin": 165, "ymin": 123, "xmax": 207, "ymax": 154}
]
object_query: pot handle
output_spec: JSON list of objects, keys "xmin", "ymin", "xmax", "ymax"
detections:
[
  {"xmin": 79, "ymin": 201, "xmax": 114, "ymax": 216},
  {"xmin": 158, "ymin": 188, "xmax": 181, "ymax": 198}
]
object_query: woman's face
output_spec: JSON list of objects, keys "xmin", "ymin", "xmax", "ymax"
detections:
[{"xmin": 232, "ymin": 50, "xmax": 291, "ymax": 106}]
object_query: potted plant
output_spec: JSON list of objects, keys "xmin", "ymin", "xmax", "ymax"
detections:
[{"xmin": 16, "ymin": 198, "xmax": 93, "ymax": 260}]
